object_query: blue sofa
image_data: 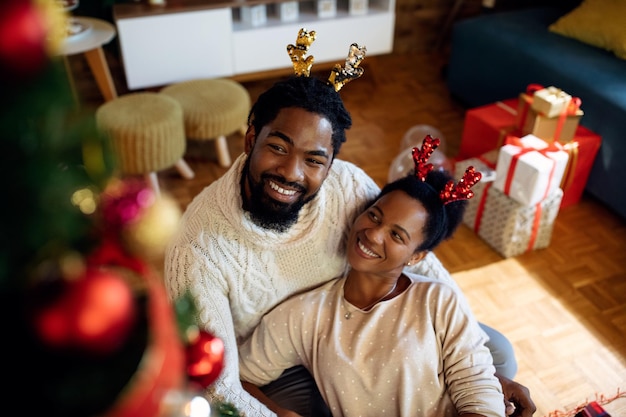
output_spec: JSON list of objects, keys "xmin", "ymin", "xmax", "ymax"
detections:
[{"xmin": 445, "ymin": 6, "xmax": 626, "ymax": 220}]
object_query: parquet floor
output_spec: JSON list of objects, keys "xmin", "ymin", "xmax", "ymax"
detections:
[{"xmin": 72, "ymin": 49, "xmax": 626, "ymax": 416}]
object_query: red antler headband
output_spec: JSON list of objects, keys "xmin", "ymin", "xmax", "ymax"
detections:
[
  {"xmin": 439, "ymin": 167, "xmax": 482, "ymax": 205},
  {"xmin": 412, "ymin": 135, "xmax": 441, "ymax": 181},
  {"xmin": 411, "ymin": 135, "xmax": 481, "ymax": 205}
]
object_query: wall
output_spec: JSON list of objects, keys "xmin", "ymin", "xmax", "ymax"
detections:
[{"xmin": 393, "ymin": 0, "xmax": 482, "ymax": 53}]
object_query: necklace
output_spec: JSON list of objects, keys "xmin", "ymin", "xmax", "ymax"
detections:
[{"xmin": 342, "ymin": 279, "xmax": 398, "ymax": 320}]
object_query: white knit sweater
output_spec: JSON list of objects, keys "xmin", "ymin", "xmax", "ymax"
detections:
[{"xmin": 164, "ymin": 153, "xmax": 457, "ymax": 416}]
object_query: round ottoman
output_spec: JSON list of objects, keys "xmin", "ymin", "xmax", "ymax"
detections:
[
  {"xmin": 96, "ymin": 92, "xmax": 194, "ymax": 196},
  {"xmin": 160, "ymin": 79, "xmax": 251, "ymax": 168}
]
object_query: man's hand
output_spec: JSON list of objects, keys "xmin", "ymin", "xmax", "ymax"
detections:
[{"xmin": 496, "ymin": 373, "xmax": 537, "ymax": 416}]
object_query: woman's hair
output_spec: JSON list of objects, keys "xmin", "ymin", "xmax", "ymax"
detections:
[
  {"xmin": 247, "ymin": 76, "xmax": 352, "ymax": 158},
  {"xmin": 376, "ymin": 170, "xmax": 468, "ymax": 252}
]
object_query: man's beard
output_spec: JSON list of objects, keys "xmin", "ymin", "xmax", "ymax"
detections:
[{"xmin": 241, "ymin": 160, "xmax": 316, "ymax": 232}]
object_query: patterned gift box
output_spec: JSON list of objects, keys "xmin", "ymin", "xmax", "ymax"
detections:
[
  {"xmin": 455, "ymin": 151, "xmax": 498, "ymax": 233},
  {"xmin": 531, "ymin": 86, "xmax": 572, "ymax": 118},
  {"xmin": 493, "ymin": 134, "xmax": 569, "ymax": 207},
  {"xmin": 517, "ymin": 91, "xmax": 583, "ymax": 143},
  {"xmin": 458, "ymin": 98, "xmax": 520, "ymax": 160},
  {"xmin": 470, "ymin": 186, "xmax": 563, "ymax": 258}
]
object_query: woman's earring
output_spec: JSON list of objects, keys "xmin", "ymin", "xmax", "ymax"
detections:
[{"xmin": 406, "ymin": 262, "xmax": 411, "ymax": 266}]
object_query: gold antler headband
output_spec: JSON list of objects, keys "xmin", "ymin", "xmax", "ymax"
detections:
[
  {"xmin": 328, "ymin": 42, "xmax": 367, "ymax": 92},
  {"xmin": 287, "ymin": 28, "xmax": 317, "ymax": 77},
  {"xmin": 287, "ymin": 28, "xmax": 366, "ymax": 92}
]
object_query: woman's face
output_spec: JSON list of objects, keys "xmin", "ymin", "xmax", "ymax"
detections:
[{"xmin": 347, "ymin": 190, "xmax": 427, "ymax": 276}]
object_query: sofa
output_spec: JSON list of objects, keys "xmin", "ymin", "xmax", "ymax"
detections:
[{"xmin": 445, "ymin": 4, "xmax": 626, "ymax": 220}]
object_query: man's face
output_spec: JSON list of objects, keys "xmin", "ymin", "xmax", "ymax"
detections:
[{"xmin": 242, "ymin": 107, "xmax": 334, "ymax": 232}]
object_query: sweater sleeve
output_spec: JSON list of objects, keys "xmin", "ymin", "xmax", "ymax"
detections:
[
  {"xmin": 238, "ymin": 299, "xmax": 305, "ymax": 387},
  {"xmin": 164, "ymin": 238, "xmax": 277, "ymax": 417},
  {"xmin": 435, "ymin": 285, "xmax": 505, "ymax": 417}
]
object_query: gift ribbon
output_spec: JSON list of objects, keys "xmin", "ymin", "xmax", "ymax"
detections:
[
  {"xmin": 503, "ymin": 138, "xmax": 561, "ymax": 202},
  {"xmin": 474, "ymin": 182, "xmax": 492, "ymax": 233},
  {"xmin": 527, "ymin": 202, "xmax": 542, "ymax": 251},
  {"xmin": 553, "ymin": 96, "xmax": 582, "ymax": 143},
  {"xmin": 518, "ymin": 84, "xmax": 583, "ymax": 143},
  {"xmin": 560, "ymin": 141, "xmax": 579, "ymax": 191},
  {"xmin": 517, "ymin": 84, "xmax": 544, "ymax": 131},
  {"xmin": 473, "ymin": 182, "xmax": 544, "ymax": 254},
  {"xmin": 478, "ymin": 154, "xmax": 497, "ymax": 169}
]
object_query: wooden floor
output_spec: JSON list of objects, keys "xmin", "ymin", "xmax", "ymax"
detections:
[{"xmin": 72, "ymin": 50, "xmax": 626, "ymax": 416}]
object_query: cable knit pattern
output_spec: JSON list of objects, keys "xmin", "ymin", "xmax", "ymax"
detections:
[{"xmin": 164, "ymin": 153, "xmax": 456, "ymax": 416}]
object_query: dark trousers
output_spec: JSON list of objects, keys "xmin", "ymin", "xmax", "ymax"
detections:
[{"xmin": 260, "ymin": 366, "xmax": 331, "ymax": 417}]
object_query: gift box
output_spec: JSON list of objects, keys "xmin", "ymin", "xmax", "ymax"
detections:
[
  {"xmin": 468, "ymin": 186, "xmax": 563, "ymax": 258},
  {"xmin": 455, "ymin": 151, "xmax": 498, "ymax": 233},
  {"xmin": 518, "ymin": 92, "xmax": 583, "ymax": 143},
  {"xmin": 277, "ymin": 1, "xmax": 299, "ymax": 22},
  {"xmin": 458, "ymin": 98, "xmax": 520, "ymax": 160},
  {"xmin": 494, "ymin": 134, "xmax": 569, "ymax": 206},
  {"xmin": 241, "ymin": 4, "xmax": 267, "ymax": 27},
  {"xmin": 558, "ymin": 125, "xmax": 602, "ymax": 209},
  {"xmin": 531, "ymin": 86, "xmax": 572, "ymax": 118},
  {"xmin": 317, "ymin": 0, "xmax": 337, "ymax": 17}
]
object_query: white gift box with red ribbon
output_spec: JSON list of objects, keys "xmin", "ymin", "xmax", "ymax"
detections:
[{"xmin": 493, "ymin": 134, "xmax": 569, "ymax": 206}]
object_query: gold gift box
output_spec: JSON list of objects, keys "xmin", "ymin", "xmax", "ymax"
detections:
[{"xmin": 517, "ymin": 93, "xmax": 583, "ymax": 143}]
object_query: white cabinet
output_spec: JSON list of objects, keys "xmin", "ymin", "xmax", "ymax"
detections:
[
  {"xmin": 113, "ymin": 0, "xmax": 395, "ymax": 90},
  {"xmin": 116, "ymin": 8, "xmax": 233, "ymax": 90}
]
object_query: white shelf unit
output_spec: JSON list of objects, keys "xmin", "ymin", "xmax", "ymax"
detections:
[{"xmin": 113, "ymin": 0, "xmax": 395, "ymax": 90}]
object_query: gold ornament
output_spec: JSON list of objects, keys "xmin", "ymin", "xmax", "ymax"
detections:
[
  {"xmin": 122, "ymin": 193, "xmax": 182, "ymax": 261},
  {"xmin": 41, "ymin": 0, "xmax": 70, "ymax": 56},
  {"xmin": 287, "ymin": 28, "xmax": 317, "ymax": 77}
]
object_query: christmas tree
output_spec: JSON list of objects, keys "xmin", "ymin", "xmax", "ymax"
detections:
[{"xmin": 1, "ymin": 2, "xmax": 235, "ymax": 416}]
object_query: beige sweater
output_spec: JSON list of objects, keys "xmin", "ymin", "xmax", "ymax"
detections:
[{"xmin": 240, "ymin": 273, "xmax": 505, "ymax": 417}]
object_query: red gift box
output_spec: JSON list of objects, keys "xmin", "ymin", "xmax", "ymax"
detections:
[
  {"xmin": 558, "ymin": 125, "xmax": 602, "ymax": 209},
  {"xmin": 458, "ymin": 98, "xmax": 520, "ymax": 160}
]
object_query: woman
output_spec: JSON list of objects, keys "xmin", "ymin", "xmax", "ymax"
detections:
[{"xmin": 238, "ymin": 138, "xmax": 505, "ymax": 417}]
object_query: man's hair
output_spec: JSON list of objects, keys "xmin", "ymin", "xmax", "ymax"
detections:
[
  {"xmin": 247, "ymin": 76, "xmax": 352, "ymax": 157},
  {"xmin": 376, "ymin": 170, "xmax": 468, "ymax": 252}
]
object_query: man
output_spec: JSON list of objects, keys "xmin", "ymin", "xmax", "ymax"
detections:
[{"xmin": 164, "ymin": 75, "xmax": 535, "ymax": 416}]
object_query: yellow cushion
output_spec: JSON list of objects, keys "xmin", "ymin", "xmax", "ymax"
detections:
[{"xmin": 549, "ymin": 0, "xmax": 626, "ymax": 60}]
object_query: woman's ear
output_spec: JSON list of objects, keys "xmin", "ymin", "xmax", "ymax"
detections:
[
  {"xmin": 407, "ymin": 251, "xmax": 427, "ymax": 266},
  {"xmin": 244, "ymin": 125, "xmax": 255, "ymax": 154}
]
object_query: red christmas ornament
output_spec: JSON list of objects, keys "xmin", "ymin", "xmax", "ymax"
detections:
[
  {"xmin": 186, "ymin": 330, "xmax": 225, "ymax": 388},
  {"xmin": 0, "ymin": 0, "xmax": 49, "ymax": 80},
  {"xmin": 33, "ymin": 267, "xmax": 138, "ymax": 355}
]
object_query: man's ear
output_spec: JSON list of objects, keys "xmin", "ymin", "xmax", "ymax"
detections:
[{"xmin": 244, "ymin": 125, "xmax": 255, "ymax": 154}]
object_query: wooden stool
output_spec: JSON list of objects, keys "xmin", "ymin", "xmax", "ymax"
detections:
[
  {"xmin": 160, "ymin": 79, "xmax": 251, "ymax": 168},
  {"xmin": 95, "ymin": 92, "xmax": 194, "ymax": 196}
]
